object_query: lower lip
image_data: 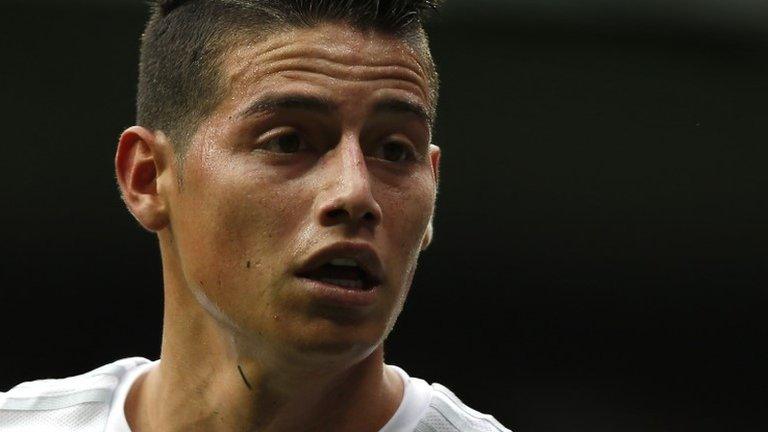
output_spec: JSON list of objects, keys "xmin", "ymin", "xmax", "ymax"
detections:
[{"xmin": 296, "ymin": 277, "xmax": 379, "ymax": 307}]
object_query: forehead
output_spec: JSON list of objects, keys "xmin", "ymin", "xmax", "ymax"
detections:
[{"xmin": 217, "ymin": 22, "xmax": 433, "ymax": 114}]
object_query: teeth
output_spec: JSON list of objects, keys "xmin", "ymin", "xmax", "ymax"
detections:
[
  {"xmin": 329, "ymin": 258, "xmax": 358, "ymax": 267},
  {"xmin": 321, "ymin": 278, "xmax": 364, "ymax": 289}
]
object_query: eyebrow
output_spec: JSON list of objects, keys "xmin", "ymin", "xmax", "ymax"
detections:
[
  {"xmin": 373, "ymin": 99, "xmax": 433, "ymax": 125},
  {"xmin": 238, "ymin": 93, "xmax": 432, "ymax": 125},
  {"xmin": 239, "ymin": 94, "xmax": 335, "ymax": 119}
]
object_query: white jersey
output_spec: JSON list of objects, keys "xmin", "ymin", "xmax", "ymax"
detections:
[{"xmin": 0, "ymin": 358, "xmax": 510, "ymax": 432}]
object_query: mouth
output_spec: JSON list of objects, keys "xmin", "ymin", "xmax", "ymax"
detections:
[
  {"xmin": 297, "ymin": 259, "xmax": 377, "ymax": 291},
  {"xmin": 295, "ymin": 243, "xmax": 383, "ymax": 292}
]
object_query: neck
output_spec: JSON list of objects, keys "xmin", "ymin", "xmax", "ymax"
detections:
[{"xmin": 126, "ymin": 242, "xmax": 403, "ymax": 432}]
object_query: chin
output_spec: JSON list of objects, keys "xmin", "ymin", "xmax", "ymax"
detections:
[{"xmin": 279, "ymin": 319, "xmax": 388, "ymax": 365}]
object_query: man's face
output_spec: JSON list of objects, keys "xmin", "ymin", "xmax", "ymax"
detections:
[{"xmin": 164, "ymin": 22, "xmax": 439, "ymax": 361}]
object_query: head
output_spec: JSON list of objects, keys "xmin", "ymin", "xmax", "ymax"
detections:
[
  {"xmin": 116, "ymin": 0, "xmax": 443, "ymax": 366},
  {"xmin": 136, "ymin": 0, "xmax": 441, "ymax": 167}
]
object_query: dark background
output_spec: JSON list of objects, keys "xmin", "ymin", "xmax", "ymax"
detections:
[{"xmin": 2, "ymin": 1, "xmax": 767, "ymax": 431}]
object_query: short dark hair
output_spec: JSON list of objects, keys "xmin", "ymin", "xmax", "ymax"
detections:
[{"xmin": 137, "ymin": 0, "xmax": 443, "ymax": 159}]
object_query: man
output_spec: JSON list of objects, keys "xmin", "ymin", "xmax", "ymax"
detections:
[{"xmin": 0, "ymin": 1, "xmax": 509, "ymax": 431}]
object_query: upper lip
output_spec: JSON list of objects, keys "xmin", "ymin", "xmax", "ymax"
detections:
[{"xmin": 295, "ymin": 242, "xmax": 384, "ymax": 286}]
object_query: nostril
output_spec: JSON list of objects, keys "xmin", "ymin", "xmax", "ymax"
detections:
[
  {"xmin": 321, "ymin": 208, "xmax": 379, "ymax": 226},
  {"xmin": 326, "ymin": 208, "xmax": 347, "ymax": 220}
]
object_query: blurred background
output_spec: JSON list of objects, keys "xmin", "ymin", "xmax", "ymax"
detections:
[{"xmin": 1, "ymin": 1, "xmax": 767, "ymax": 431}]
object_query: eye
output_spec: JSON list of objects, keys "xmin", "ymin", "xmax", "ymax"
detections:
[
  {"xmin": 260, "ymin": 132, "xmax": 308, "ymax": 154},
  {"xmin": 375, "ymin": 140, "xmax": 415, "ymax": 162}
]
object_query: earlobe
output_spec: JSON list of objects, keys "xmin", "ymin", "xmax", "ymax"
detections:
[{"xmin": 115, "ymin": 126, "xmax": 172, "ymax": 232}]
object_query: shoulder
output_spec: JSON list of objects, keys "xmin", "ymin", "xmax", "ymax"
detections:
[
  {"xmin": 0, "ymin": 357, "xmax": 151, "ymax": 431},
  {"xmin": 390, "ymin": 364, "xmax": 512, "ymax": 432},
  {"xmin": 419, "ymin": 382, "xmax": 512, "ymax": 432}
]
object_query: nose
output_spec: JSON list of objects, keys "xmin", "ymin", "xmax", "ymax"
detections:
[{"xmin": 316, "ymin": 137, "xmax": 383, "ymax": 231}]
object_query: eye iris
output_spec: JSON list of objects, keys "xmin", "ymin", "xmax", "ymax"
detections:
[
  {"xmin": 383, "ymin": 142, "xmax": 406, "ymax": 162},
  {"xmin": 277, "ymin": 134, "xmax": 301, "ymax": 153}
]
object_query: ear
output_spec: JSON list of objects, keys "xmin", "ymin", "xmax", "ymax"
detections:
[
  {"xmin": 115, "ymin": 126, "xmax": 173, "ymax": 232},
  {"xmin": 420, "ymin": 218, "xmax": 434, "ymax": 251},
  {"xmin": 428, "ymin": 144, "xmax": 441, "ymax": 186},
  {"xmin": 420, "ymin": 144, "xmax": 441, "ymax": 251}
]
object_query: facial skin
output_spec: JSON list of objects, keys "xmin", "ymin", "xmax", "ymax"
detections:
[
  {"xmin": 116, "ymin": 22, "xmax": 440, "ymax": 431},
  {"xmin": 176, "ymin": 21, "xmax": 438, "ymax": 359}
]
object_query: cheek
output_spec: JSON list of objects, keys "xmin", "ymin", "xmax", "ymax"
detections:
[
  {"xmin": 379, "ymin": 171, "xmax": 436, "ymax": 264},
  {"xmin": 173, "ymin": 165, "xmax": 307, "ymax": 317}
]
